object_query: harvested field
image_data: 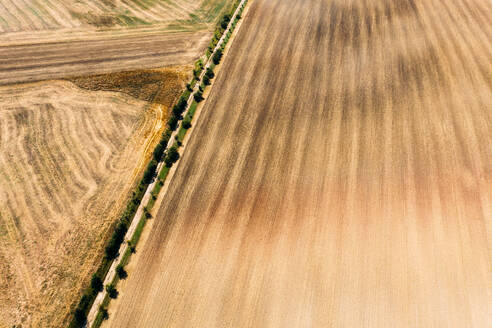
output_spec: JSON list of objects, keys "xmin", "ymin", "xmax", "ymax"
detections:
[
  {"xmin": 0, "ymin": 31, "xmax": 210, "ymax": 85},
  {"xmin": 0, "ymin": 0, "xmax": 235, "ymax": 85},
  {"xmin": 0, "ymin": 0, "xmax": 229, "ymax": 32},
  {"xmin": 0, "ymin": 66, "xmax": 189, "ymax": 327},
  {"xmin": 108, "ymin": 0, "xmax": 492, "ymax": 327}
]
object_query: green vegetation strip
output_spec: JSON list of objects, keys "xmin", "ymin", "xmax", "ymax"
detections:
[{"xmin": 78, "ymin": 1, "xmax": 249, "ymax": 327}]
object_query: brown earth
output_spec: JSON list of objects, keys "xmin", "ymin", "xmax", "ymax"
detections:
[
  {"xmin": 107, "ymin": 0, "xmax": 492, "ymax": 327},
  {"xmin": 69, "ymin": 68, "xmax": 189, "ymax": 105},
  {"xmin": 0, "ymin": 66, "xmax": 189, "ymax": 328},
  {"xmin": 0, "ymin": 31, "xmax": 210, "ymax": 85}
]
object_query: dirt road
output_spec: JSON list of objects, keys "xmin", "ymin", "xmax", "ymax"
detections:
[{"xmin": 108, "ymin": 0, "xmax": 492, "ymax": 326}]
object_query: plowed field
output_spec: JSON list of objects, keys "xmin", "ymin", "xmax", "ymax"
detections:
[
  {"xmin": 108, "ymin": 0, "xmax": 491, "ymax": 326},
  {"xmin": 0, "ymin": 0, "xmax": 234, "ymax": 85}
]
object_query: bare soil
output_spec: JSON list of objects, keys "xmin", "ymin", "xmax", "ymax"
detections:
[
  {"xmin": 0, "ymin": 31, "xmax": 210, "ymax": 85},
  {"xmin": 107, "ymin": 0, "xmax": 492, "ymax": 327},
  {"xmin": 70, "ymin": 68, "xmax": 189, "ymax": 105}
]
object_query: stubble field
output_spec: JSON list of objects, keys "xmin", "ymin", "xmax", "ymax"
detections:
[
  {"xmin": 0, "ymin": 66, "xmax": 189, "ymax": 327},
  {"xmin": 0, "ymin": 0, "xmax": 201, "ymax": 33},
  {"xmin": 107, "ymin": 0, "xmax": 492, "ymax": 327},
  {"xmin": 0, "ymin": 0, "xmax": 234, "ymax": 85}
]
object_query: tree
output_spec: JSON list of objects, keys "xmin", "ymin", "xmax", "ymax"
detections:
[
  {"xmin": 153, "ymin": 143, "xmax": 164, "ymax": 161},
  {"xmin": 127, "ymin": 240, "xmax": 136, "ymax": 253},
  {"xmin": 165, "ymin": 146, "xmax": 180, "ymax": 167},
  {"xmin": 78, "ymin": 294, "xmax": 90, "ymax": 311},
  {"xmin": 73, "ymin": 293, "xmax": 90, "ymax": 326},
  {"xmin": 220, "ymin": 14, "xmax": 231, "ymax": 29},
  {"xmin": 194, "ymin": 91, "xmax": 203, "ymax": 102},
  {"xmin": 143, "ymin": 206, "xmax": 152, "ymax": 219},
  {"xmin": 116, "ymin": 264, "xmax": 127, "ymax": 279},
  {"xmin": 213, "ymin": 49, "xmax": 223, "ymax": 65},
  {"xmin": 143, "ymin": 160, "xmax": 157, "ymax": 184},
  {"xmin": 90, "ymin": 274, "xmax": 103, "ymax": 293},
  {"xmin": 106, "ymin": 284, "xmax": 118, "ymax": 299},
  {"xmin": 99, "ymin": 306, "xmax": 109, "ymax": 320},
  {"xmin": 205, "ymin": 68, "xmax": 215, "ymax": 79},
  {"xmin": 177, "ymin": 97, "xmax": 187, "ymax": 111},
  {"xmin": 162, "ymin": 129, "xmax": 172, "ymax": 139},
  {"xmin": 182, "ymin": 119, "xmax": 192, "ymax": 129},
  {"xmin": 203, "ymin": 75, "xmax": 210, "ymax": 85},
  {"xmin": 159, "ymin": 130, "xmax": 171, "ymax": 148},
  {"xmin": 194, "ymin": 59, "xmax": 204, "ymax": 78},
  {"xmin": 74, "ymin": 308, "xmax": 86, "ymax": 326},
  {"xmin": 172, "ymin": 105, "xmax": 182, "ymax": 117},
  {"xmin": 168, "ymin": 115, "xmax": 178, "ymax": 131},
  {"xmin": 105, "ymin": 222, "xmax": 128, "ymax": 259}
]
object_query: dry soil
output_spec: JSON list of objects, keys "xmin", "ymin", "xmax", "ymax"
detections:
[{"xmin": 108, "ymin": 0, "xmax": 491, "ymax": 327}]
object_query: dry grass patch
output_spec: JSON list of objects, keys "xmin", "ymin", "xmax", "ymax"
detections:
[{"xmin": 69, "ymin": 66, "xmax": 191, "ymax": 106}]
